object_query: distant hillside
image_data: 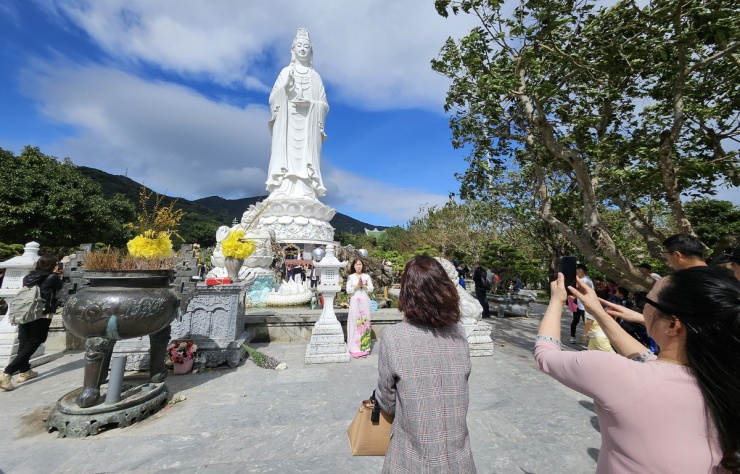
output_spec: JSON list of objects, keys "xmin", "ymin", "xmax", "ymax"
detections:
[
  {"xmin": 78, "ymin": 166, "xmax": 385, "ymax": 236},
  {"xmin": 78, "ymin": 166, "xmax": 232, "ymax": 227},
  {"xmin": 193, "ymin": 196, "xmax": 263, "ymax": 221}
]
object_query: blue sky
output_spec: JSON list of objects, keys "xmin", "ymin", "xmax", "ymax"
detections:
[{"xmin": 0, "ymin": 0, "xmax": 485, "ymax": 227}]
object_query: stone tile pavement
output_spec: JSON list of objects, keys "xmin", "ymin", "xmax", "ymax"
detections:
[{"xmin": 0, "ymin": 307, "xmax": 600, "ymax": 474}]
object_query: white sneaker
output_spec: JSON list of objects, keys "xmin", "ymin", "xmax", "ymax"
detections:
[
  {"xmin": 16, "ymin": 369, "xmax": 38, "ymax": 383},
  {"xmin": 0, "ymin": 373, "xmax": 14, "ymax": 391},
  {"xmin": 570, "ymin": 337, "xmax": 576, "ymax": 344}
]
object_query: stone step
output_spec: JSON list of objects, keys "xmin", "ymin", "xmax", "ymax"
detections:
[
  {"xmin": 305, "ymin": 343, "xmax": 349, "ymax": 355},
  {"xmin": 308, "ymin": 334, "xmax": 346, "ymax": 345}
]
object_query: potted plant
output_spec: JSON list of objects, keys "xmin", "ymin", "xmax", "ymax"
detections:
[
  {"xmin": 167, "ymin": 340, "xmax": 198, "ymax": 374},
  {"xmin": 220, "ymin": 229, "xmax": 256, "ymax": 280}
]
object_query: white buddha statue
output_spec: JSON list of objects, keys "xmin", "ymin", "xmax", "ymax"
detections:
[{"xmin": 265, "ymin": 28, "xmax": 328, "ymax": 200}]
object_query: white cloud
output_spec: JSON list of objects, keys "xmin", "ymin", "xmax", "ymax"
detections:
[
  {"xmin": 15, "ymin": 0, "xmax": 478, "ymax": 225},
  {"xmin": 21, "ymin": 59, "xmax": 272, "ymax": 200},
  {"xmin": 35, "ymin": 0, "xmax": 478, "ymax": 110},
  {"xmin": 323, "ymin": 167, "xmax": 449, "ymax": 224},
  {"xmin": 18, "ymin": 58, "xmax": 450, "ymax": 223}
]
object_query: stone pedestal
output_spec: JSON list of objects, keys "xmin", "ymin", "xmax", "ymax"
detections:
[
  {"xmin": 111, "ymin": 336, "xmax": 152, "ymax": 371},
  {"xmin": 305, "ymin": 288, "xmax": 350, "ymax": 364},
  {"xmin": 461, "ymin": 321, "xmax": 494, "ymax": 357},
  {"xmin": 433, "ymin": 257, "xmax": 494, "ymax": 357},
  {"xmin": 170, "ymin": 282, "xmax": 250, "ymax": 368}
]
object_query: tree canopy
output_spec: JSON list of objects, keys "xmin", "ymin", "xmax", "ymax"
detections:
[
  {"xmin": 433, "ymin": 0, "xmax": 739, "ymax": 290},
  {"xmin": 0, "ymin": 146, "xmax": 135, "ymax": 248}
]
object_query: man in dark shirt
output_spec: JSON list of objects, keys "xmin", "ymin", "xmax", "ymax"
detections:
[{"xmin": 473, "ymin": 261, "xmax": 491, "ymax": 318}]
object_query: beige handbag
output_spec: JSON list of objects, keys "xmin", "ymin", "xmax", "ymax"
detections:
[{"xmin": 347, "ymin": 399, "xmax": 394, "ymax": 456}]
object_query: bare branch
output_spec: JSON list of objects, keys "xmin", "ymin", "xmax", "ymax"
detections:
[{"xmin": 688, "ymin": 41, "xmax": 740, "ymax": 74}]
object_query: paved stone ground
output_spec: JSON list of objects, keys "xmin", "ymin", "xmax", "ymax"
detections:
[{"xmin": 0, "ymin": 306, "xmax": 600, "ymax": 474}]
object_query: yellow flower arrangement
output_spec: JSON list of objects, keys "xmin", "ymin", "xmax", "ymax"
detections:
[
  {"xmin": 221, "ymin": 229, "xmax": 256, "ymax": 259},
  {"xmin": 83, "ymin": 186, "xmax": 184, "ymax": 271},
  {"xmin": 125, "ymin": 186, "xmax": 184, "ymax": 260},
  {"xmin": 127, "ymin": 230, "xmax": 173, "ymax": 259}
]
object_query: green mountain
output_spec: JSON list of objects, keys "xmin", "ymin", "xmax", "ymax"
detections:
[{"xmin": 78, "ymin": 167, "xmax": 385, "ymax": 240}]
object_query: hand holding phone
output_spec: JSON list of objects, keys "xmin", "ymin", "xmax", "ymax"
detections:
[{"xmin": 558, "ymin": 256, "xmax": 577, "ymax": 290}]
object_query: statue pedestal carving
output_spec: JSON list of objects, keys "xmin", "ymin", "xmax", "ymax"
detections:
[
  {"xmin": 170, "ymin": 283, "xmax": 250, "ymax": 368},
  {"xmin": 246, "ymin": 197, "xmax": 335, "ymax": 243},
  {"xmin": 305, "ymin": 289, "xmax": 350, "ymax": 364}
]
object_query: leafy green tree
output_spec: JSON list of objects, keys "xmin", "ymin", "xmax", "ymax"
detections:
[
  {"xmin": 182, "ymin": 221, "xmax": 219, "ymax": 247},
  {"xmin": 376, "ymin": 226, "xmax": 409, "ymax": 253},
  {"xmin": 0, "ymin": 146, "xmax": 135, "ymax": 247},
  {"xmin": 482, "ymin": 240, "xmax": 545, "ymax": 291},
  {"xmin": 434, "ymin": 0, "xmax": 739, "ymax": 290},
  {"xmin": 0, "ymin": 243, "xmax": 24, "ymax": 261},
  {"xmin": 405, "ymin": 200, "xmax": 500, "ymax": 263},
  {"xmin": 336, "ymin": 231, "xmax": 377, "ymax": 250},
  {"xmin": 684, "ymin": 199, "xmax": 740, "ymax": 252}
]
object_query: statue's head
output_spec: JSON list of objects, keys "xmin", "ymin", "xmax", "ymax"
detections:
[{"xmin": 291, "ymin": 28, "xmax": 313, "ymax": 67}]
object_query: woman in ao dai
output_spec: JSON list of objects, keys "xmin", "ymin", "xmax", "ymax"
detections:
[{"xmin": 346, "ymin": 258, "xmax": 373, "ymax": 358}]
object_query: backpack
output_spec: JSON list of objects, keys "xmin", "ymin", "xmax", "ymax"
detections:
[{"xmin": 8, "ymin": 284, "xmax": 47, "ymax": 325}]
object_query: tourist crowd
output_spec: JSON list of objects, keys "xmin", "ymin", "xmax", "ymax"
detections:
[{"xmin": 372, "ymin": 234, "xmax": 739, "ymax": 473}]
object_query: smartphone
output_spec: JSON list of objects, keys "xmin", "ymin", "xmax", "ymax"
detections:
[
  {"xmin": 558, "ymin": 256, "xmax": 577, "ymax": 290},
  {"xmin": 56, "ymin": 262, "xmax": 64, "ymax": 272}
]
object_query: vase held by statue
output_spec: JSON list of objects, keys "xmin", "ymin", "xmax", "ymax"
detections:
[{"xmin": 224, "ymin": 257, "xmax": 244, "ymax": 281}]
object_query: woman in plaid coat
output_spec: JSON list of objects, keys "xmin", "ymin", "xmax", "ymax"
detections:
[{"xmin": 375, "ymin": 256, "xmax": 476, "ymax": 473}]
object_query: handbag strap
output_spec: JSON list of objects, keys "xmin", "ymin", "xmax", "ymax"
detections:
[{"xmin": 369, "ymin": 389, "xmax": 380, "ymax": 423}]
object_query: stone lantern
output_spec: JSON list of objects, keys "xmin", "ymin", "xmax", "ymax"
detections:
[
  {"xmin": 0, "ymin": 242, "xmax": 42, "ymax": 368},
  {"xmin": 305, "ymin": 244, "xmax": 350, "ymax": 364}
]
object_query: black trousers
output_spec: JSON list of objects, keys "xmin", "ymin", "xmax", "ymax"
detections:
[
  {"xmin": 475, "ymin": 287, "xmax": 490, "ymax": 318},
  {"xmin": 571, "ymin": 310, "xmax": 585, "ymax": 337},
  {"xmin": 4, "ymin": 317, "xmax": 52, "ymax": 375}
]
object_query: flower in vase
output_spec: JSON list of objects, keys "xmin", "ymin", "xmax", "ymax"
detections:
[{"xmin": 221, "ymin": 229, "xmax": 256, "ymax": 259}]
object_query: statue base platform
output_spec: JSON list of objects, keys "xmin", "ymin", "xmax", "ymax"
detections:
[
  {"xmin": 244, "ymin": 197, "xmax": 336, "ymax": 243},
  {"xmin": 304, "ymin": 320, "xmax": 350, "ymax": 364},
  {"xmin": 46, "ymin": 376, "xmax": 168, "ymax": 438}
]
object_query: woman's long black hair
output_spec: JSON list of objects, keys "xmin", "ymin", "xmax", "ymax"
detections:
[{"xmin": 655, "ymin": 266, "xmax": 740, "ymax": 472}]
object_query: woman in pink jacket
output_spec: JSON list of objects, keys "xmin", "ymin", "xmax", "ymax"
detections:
[{"xmin": 535, "ymin": 266, "xmax": 739, "ymax": 473}]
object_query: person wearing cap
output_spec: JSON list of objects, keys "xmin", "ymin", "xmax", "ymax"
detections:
[
  {"xmin": 715, "ymin": 246, "xmax": 740, "ymax": 280},
  {"xmin": 638, "ymin": 263, "xmax": 662, "ymax": 281}
]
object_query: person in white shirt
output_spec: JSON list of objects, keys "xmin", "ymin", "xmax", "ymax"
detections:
[{"xmin": 569, "ymin": 263, "xmax": 594, "ymax": 345}]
